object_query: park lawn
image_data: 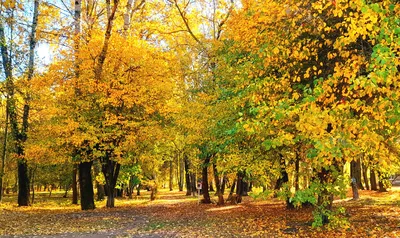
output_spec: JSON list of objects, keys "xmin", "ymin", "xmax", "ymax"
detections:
[{"xmin": 0, "ymin": 189, "xmax": 399, "ymax": 237}]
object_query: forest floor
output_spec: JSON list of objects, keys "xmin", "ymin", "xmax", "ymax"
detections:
[{"xmin": 0, "ymin": 187, "xmax": 399, "ymax": 237}]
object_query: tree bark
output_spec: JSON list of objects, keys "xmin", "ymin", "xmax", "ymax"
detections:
[
  {"xmin": 1, "ymin": 0, "xmax": 39, "ymax": 207},
  {"xmin": 150, "ymin": 173, "xmax": 157, "ymax": 201},
  {"xmin": 362, "ymin": 163, "xmax": 370, "ymax": 190},
  {"xmin": 190, "ymin": 173, "xmax": 196, "ymax": 196},
  {"xmin": 317, "ymin": 167, "xmax": 334, "ymax": 224},
  {"xmin": 79, "ymin": 161, "xmax": 95, "ymax": 210},
  {"xmin": 227, "ymin": 178, "xmax": 236, "ymax": 202},
  {"xmin": 213, "ymin": 163, "xmax": 224, "ymax": 205},
  {"xmin": 274, "ymin": 154, "xmax": 288, "ymax": 194},
  {"xmin": 169, "ymin": 160, "xmax": 173, "ymax": 191},
  {"xmin": 295, "ymin": 152, "xmax": 300, "ymax": 191},
  {"xmin": 351, "ymin": 177, "xmax": 359, "ymax": 200},
  {"xmin": 221, "ymin": 175, "xmax": 227, "ymax": 195},
  {"xmin": 102, "ymin": 156, "xmax": 121, "ymax": 208},
  {"xmin": 236, "ymin": 172, "xmax": 244, "ymax": 203},
  {"xmin": 72, "ymin": 164, "xmax": 78, "ymax": 204},
  {"xmin": 370, "ymin": 168, "xmax": 378, "ymax": 191},
  {"xmin": 0, "ymin": 106, "xmax": 8, "ymax": 202},
  {"xmin": 18, "ymin": 160, "xmax": 30, "ymax": 206},
  {"xmin": 30, "ymin": 166, "xmax": 36, "ymax": 204},
  {"xmin": 350, "ymin": 158, "xmax": 364, "ymax": 190},
  {"xmin": 201, "ymin": 155, "xmax": 211, "ymax": 203},
  {"xmin": 184, "ymin": 155, "xmax": 191, "ymax": 196},
  {"xmin": 94, "ymin": 0, "xmax": 119, "ymax": 81},
  {"xmin": 178, "ymin": 153, "xmax": 184, "ymax": 191},
  {"xmin": 378, "ymin": 171, "xmax": 387, "ymax": 192}
]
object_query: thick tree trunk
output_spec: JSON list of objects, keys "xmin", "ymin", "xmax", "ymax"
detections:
[
  {"xmin": 317, "ymin": 167, "xmax": 334, "ymax": 225},
  {"xmin": 201, "ymin": 155, "xmax": 211, "ymax": 203},
  {"xmin": 242, "ymin": 179, "xmax": 249, "ymax": 196},
  {"xmin": 351, "ymin": 178, "xmax": 359, "ymax": 200},
  {"xmin": 377, "ymin": 171, "xmax": 387, "ymax": 192},
  {"xmin": 18, "ymin": 160, "xmax": 30, "ymax": 206},
  {"xmin": 72, "ymin": 164, "xmax": 78, "ymax": 204},
  {"xmin": 235, "ymin": 172, "xmax": 244, "ymax": 203},
  {"xmin": 79, "ymin": 161, "xmax": 95, "ymax": 210},
  {"xmin": 190, "ymin": 173, "xmax": 196, "ymax": 196},
  {"xmin": 351, "ymin": 158, "xmax": 364, "ymax": 190},
  {"xmin": 370, "ymin": 168, "xmax": 378, "ymax": 191},
  {"xmin": 102, "ymin": 157, "xmax": 121, "ymax": 208},
  {"xmin": 17, "ymin": 0, "xmax": 39, "ymax": 207},
  {"xmin": 184, "ymin": 155, "xmax": 191, "ymax": 196},
  {"xmin": 213, "ymin": 163, "xmax": 224, "ymax": 205}
]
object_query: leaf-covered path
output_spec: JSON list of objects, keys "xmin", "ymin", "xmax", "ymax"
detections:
[{"xmin": 1, "ymin": 189, "xmax": 400, "ymax": 237}]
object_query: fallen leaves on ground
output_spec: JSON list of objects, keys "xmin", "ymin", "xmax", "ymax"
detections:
[{"xmin": 0, "ymin": 189, "xmax": 399, "ymax": 237}]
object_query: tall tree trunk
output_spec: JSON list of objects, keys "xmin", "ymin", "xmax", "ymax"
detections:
[
  {"xmin": 178, "ymin": 153, "xmax": 184, "ymax": 191},
  {"xmin": 102, "ymin": 156, "xmax": 121, "ymax": 208},
  {"xmin": 221, "ymin": 175, "xmax": 227, "ymax": 195},
  {"xmin": 169, "ymin": 160, "xmax": 173, "ymax": 191},
  {"xmin": 295, "ymin": 152, "xmax": 300, "ymax": 191},
  {"xmin": 317, "ymin": 167, "xmax": 334, "ymax": 225},
  {"xmin": 17, "ymin": 0, "xmax": 39, "ymax": 207},
  {"xmin": 227, "ymin": 178, "xmax": 236, "ymax": 202},
  {"xmin": 79, "ymin": 161, "xmax": 95, "ymax": 210},
  {"xmin": 184, "ymin": 155, "xmax": 191, "ymax": 196},
  {"xmin": 190, "ymin": 173, "xmax": 196, "ymax": 196},
  {"xmin": 362, "ymin": 163, "xmax": 370, "ymax": 190},
  {"xmin": 127, "ymin": 175, "xmax": 134, "ymax": 199},
  {"xmin": 94, "ymin": 0, "xmax": 119, "ymax": 81},
  {"xmin": 18, "ymin": 160, "xmax": 30, "ymax": 206},
  {"xmin": 274, "ymin": 154, "xmax": 288, "ymax": 199},
  {"xmin": 236, "ymin": 172, "xmax": 244, "ymax": 203},
  {"xmin": 0, "ymin": 106, "xmax": 8, "ymax": 202},
  {"xmin": 213, "ymin": 163, "xmax": 224, "ymax": 205},
  {"xmin": 370, "ymin": 168, "xmax": 378, "ymax": 191},
  {"xmin": 72, "ymin": 164, "xmax": 78, "ymax": 204},
  {"xmin": 350, "ymin": 158, "xmax": 364, "ymax": 190},
  {"xmin": 150, "ymin": 174, "xmax": 157, "ymax": 201},
  {"xmin": 351, "ymin": 178, "xmax": 359, "ymax": 200},
  {"xmin": 201, "ymin": 155, "xmax": 211, "ymax": 203},
  {"xmin": 1, "ymin": 0, "xmax": 39, "ymax": 207}
]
